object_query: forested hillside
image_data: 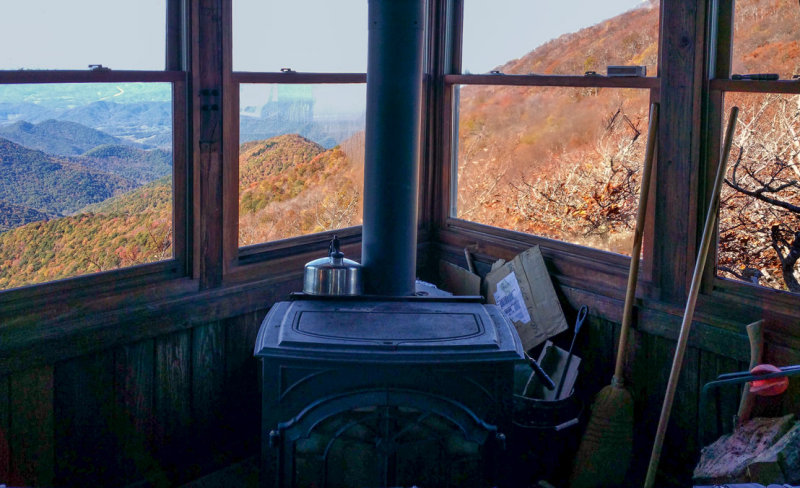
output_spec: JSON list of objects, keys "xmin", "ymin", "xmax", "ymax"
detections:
[
  {"xmin": 238, "ymin": 133, "xmax": 363, "ymax": 245},
  {"xmin": 0, "ymin": 177, "xmax": 172, "ymax": 288},
  {"xmin": 0, "ymin": 138, "xmax": 138, "ymax": 216}
]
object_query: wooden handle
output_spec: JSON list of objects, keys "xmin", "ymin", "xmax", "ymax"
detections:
[
  {"xmin": 613, "ymin": 103, "xmax": 659, "ymax": 384},
  {"xmin": 736, "ymin": 320, "xmax": 764, "ymax": 423},
  {"xmin": 644, "ymin": 106, "xmax": 739, "ymax": 488}
]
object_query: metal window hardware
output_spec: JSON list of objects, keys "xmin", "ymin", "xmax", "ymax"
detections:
[
  {"xmin": 200, "ymin": 88, "xmax": 220, "ymax": 111},
  {"xmin": 88, "ymin": 64, "xmax": 110, "ymax": 72},
  {"xmin": 731, "ymin": 73, "xmax": 779, "ymax": 80}
]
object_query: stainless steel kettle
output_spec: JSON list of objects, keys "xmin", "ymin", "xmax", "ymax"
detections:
[{"xmin": 303, "ymin": 236, "xmax": 363, "ymax": 296}]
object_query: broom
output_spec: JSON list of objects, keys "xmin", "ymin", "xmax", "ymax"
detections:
[{"xmin": 568, "ymin": 102, "xmax": 659, "ymax": 488}]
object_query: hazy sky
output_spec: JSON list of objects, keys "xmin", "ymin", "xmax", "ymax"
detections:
[
  {"xmin": 1, "ymin": 0, "xmax": 647, "ymax": 73},
  {"xmin": 0, "ymin": 0, "xmax": 166, "ymax": 71}
]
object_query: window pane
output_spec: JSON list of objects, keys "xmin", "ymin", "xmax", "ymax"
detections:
[
  {"xmin": 233, "ymin": 0, "xmax": 368, "ymax": 72},
  {"xmin": 732, "ymin": 0, "xmax": 800, "ymax": 80},
  {"xmin": 454, "ymin": 85, "xmax": 651, "ymax": 255},
  {"xmin": 0, "ymin": 0, "xmax": 166, "ymax": 70},
  {"xmin": 462, "ymin": 0, "xmax": 659, "ymax": 76},
  {"xmin": 718, "ymin": 93, "xmax": 800, "ymax": 294},
  {"xmin": 239, "ymin": 84, "xmax": 365, "ymax": 247},
  {"xmin": 0, "ymin": 83, "xmax": 173, "ymax": 290}
]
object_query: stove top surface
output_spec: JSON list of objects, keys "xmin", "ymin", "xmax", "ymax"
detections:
[{"xmin": 255, "ymin": 297, "xmax": 524, "ymax": 364}]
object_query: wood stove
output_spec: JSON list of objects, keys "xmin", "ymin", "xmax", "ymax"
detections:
[
  {"xmin": 254, "ymin": 294, "xmax": 524, "ymax": 487},
  {"xmin": 254, "ymin": 0, "xmax": 527, "ymax": 485}
]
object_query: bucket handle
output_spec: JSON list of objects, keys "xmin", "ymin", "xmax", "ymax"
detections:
[{"xmin": 553, "ymin": 417, "xmax": 579, "ymax": 432}]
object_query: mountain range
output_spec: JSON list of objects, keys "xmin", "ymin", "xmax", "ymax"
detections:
[
  {"xmin": 0, "ymin": 119, "xmax": 131, "ymax": 156},
  {"xmin": 0, "ymin": 118, "xmax": 172, "ymax": 232}
]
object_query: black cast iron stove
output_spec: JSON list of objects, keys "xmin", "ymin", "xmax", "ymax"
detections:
[
  {"xmin": 254, "ymin": 0, "xmax": 525, "ymax": 486},
  {"xmin": 255, "ymin": 294, "xmax": 523, "ymax": 487}
]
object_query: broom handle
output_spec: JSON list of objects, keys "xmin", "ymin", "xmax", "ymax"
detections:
[
  {"xmin": 644, "ymin": 106, "xmax": 739, "ymax": 488},
  {"xmin": 613, "ymin": 103, "xmax": 659, "ymax": 384}
]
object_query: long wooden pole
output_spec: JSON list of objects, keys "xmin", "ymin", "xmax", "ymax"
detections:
[
  {"xmin": 643, "ymin": 106, "xmax": 739, "ymax": 488},
  {"xmin": 614, "ymin": 102, "xmax": 659, "ymax": 385}
]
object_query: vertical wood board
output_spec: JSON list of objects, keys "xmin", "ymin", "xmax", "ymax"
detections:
[
  {"xmin": 666, "ymin": 344, "xmax": 700, "ymax": 482},
  {"xmin": 114, "ymin": 340, "xmax": 169, "ymax": 487},
  {"xmin": 54, "ymin": 351, "xmax": 117, "ymax": 487},
  {"xmin": 0, "ymin": 376, "xmax": 9, "ymax": 482},
  {"xmin": 697, "ymin": 351, "xmax": 741, "ymax": 447},
  {"xmin": 222, "ymin": 310, "xmax": 264, "ymax": 456},
  {"xmin": 9, "ymin": 366, "xmax": 54, "ymax": 487},
  {"xmin": 192, "ymin": 320, "xmax": 226, "ymax": 466},
  {"xmin": 154, "ymin": 329, "xmax": 193, "ymax": 483},
  {"xmin": 654, "ymin": 0, "xmax": 706, "ymax": 301}
]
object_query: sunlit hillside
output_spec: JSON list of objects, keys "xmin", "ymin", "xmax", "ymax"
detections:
[
  {"xmin": 0, "ymin": 177, "xmax": 172, "ymax": 289},
  {"xmin": 238, "ymin": 133, "xmax": 364, "ymax": 246}
]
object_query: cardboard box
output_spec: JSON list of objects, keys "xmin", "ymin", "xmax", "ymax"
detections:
[{"xmin": 484, "ymin": 245, "xmax": 568, "ymax": 350}]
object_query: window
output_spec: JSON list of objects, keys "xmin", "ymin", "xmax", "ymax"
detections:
[
  {"xmin": 238, "ymin": 84, "xmax": 365, "ymax": 246},
  {"xmin": 449, "ymin": 0, "xmax": 660, "ymax": 256},
  {"xmin": 0, "ymin": 1, "xmax": 185, "ymax": 292},
  {"xmin": 461, "ymin": 0, "xmax": 659, "ymax": 76},
  {"xmin": 233, "ymin": 0, "xmax": 367, "ymax": 73},
  {"xmin": 0, "ymin": 0, "xmax": 167, "ymax": 71},
  {"xmin": 232, "ymin": 0, "xmax": 367, "ymax": 255},
  {"xmin": 455, "ymin": 85, "xmax": 651, "ymax": 254},
  {"xmin": 711, "ymin": 0, "xmax": 800, "ymax": 295}
]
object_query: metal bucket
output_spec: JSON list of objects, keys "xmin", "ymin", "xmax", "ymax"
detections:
[{"xmin": 509, "ymin": 392, "xmax": 584, "ymax": 485}]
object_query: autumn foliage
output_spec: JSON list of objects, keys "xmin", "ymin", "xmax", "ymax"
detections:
[{"xmin": 456, "ymin": 0, "xmax": 800, "ymax": 292}]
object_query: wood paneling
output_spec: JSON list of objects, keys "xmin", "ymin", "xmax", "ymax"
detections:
[
  {"xmin": 0, "ymin": 376, "xmax": 9, "ymax": 482},
  {"xmin": 54, "ymin": 351, "xmax": 117, "ymax": 487},
  {"xmin": 222, "ymin": 310, "xmax": 265, "ymax": 457},
  {"xmin": 154, "ymin": 329, "xmax": 194, "ymax": 483},
  {"xmin": 114, "ymin": 340, "xmax": 166, "ymax": 486},
  {"xmin": 697, "ymin": 351, "xmax": 742, "ymax": 446},
  {"xmin": 192, "ymin": 320, "xmax": 227, "ymax": 463},
  {"xmin": 9, "ymin": 366, "xmax": 54, "ymax": 487}
]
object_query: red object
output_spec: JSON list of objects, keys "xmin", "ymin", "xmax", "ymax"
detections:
[{"xmin": 749, "ymin": 364, "xmax": 790, "ymax": 396}]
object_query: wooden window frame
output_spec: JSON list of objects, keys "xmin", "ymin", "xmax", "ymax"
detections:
[
  {"xmin": 701, "ymin": 0, "xmax": 800, "ymax": 318},
  {"xmin": 221, "ymin": 0, "xmax": 437, "ymax": 285},
  {"xmin": 432, "ymin": 0, "xmax": 663, "ymax": 298},
  {"xmin": 0, "ymin": 1, "xmax": 191, "ymax": 315},
  {"xmin": 221, "ymin": 71, "xmax": 367, "ymax": 285}
]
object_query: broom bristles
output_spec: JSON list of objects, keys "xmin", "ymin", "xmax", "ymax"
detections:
[{"xmin": 569, "ymin": 384, "xmax": 634, "ymax": 488}]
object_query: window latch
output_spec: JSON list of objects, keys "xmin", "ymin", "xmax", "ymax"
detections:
[{"xmin": 88, "ymin": 64, "xmax": 111, "ymax": 72}]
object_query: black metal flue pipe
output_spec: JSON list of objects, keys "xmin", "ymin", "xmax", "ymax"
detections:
[{"xmin": 362, "ymin": 0, "xmax": 425, "ymax": 296}]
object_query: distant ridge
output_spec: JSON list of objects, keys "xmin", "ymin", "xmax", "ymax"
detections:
[
  {"xmin": 0, "ymin": 119, "xmax": 131, "ymax": 156},
  {"xmin": 81, "ymin": 144, "xmax": 172, "ymax": 184},
  {"xmin": 0, "ymin": 137, "xmax": 137, "ymax": 215}
]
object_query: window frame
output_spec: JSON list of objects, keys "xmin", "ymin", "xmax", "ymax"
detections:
[
  {"xmin": 702, "ymin": 0, "xmax": 800, "ymax": 313},
  {"xmin": 223, "ymin": 70, "xmax": 368, "ymax": 285},
  {"xmin": 0, "ymin": 2, "xmax": 191, "ymax": 309},
  {"xmin": 436, "ymin": 0, "xmax": 663, "ymax": 293},
  {"xmin": 222, "ymin": 0, "xmax": 435, "ymax": 284}
]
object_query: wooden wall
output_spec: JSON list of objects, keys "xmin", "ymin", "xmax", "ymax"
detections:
[{"xmin": 0, "ymin": 309, "xmax": 265, "ymax": 488}]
